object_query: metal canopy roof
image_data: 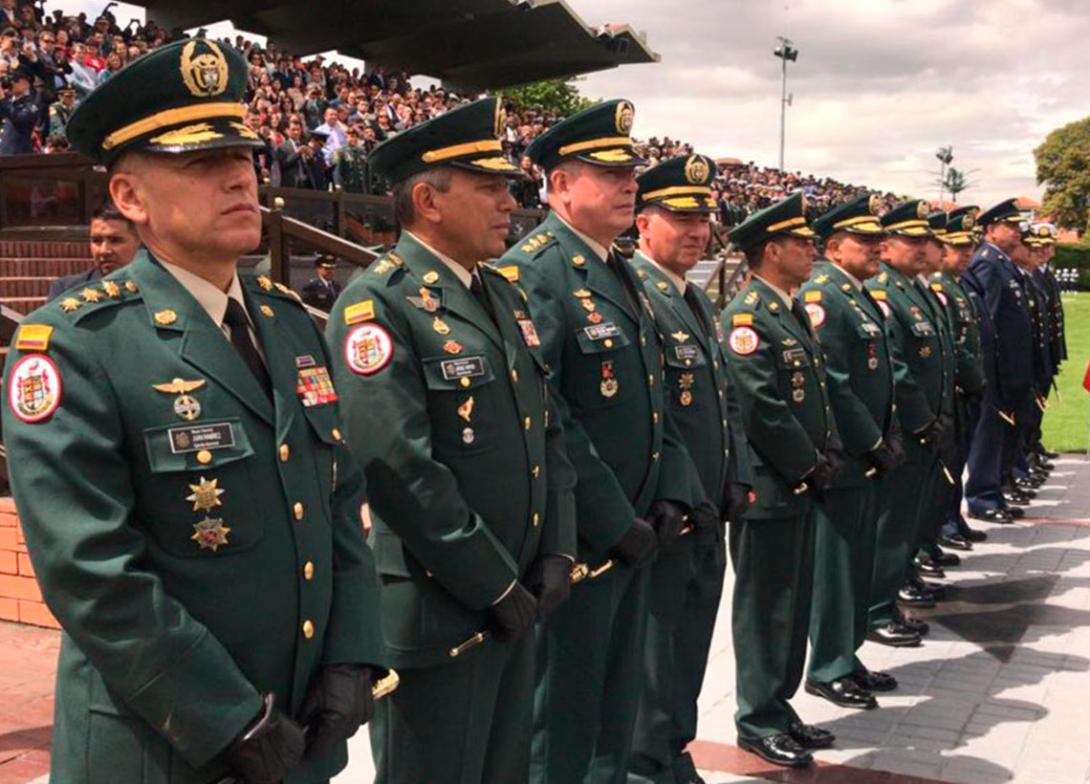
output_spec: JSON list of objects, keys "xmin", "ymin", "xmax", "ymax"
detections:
[{"xmin": 139, "ymin": 0, "xmax": 658, "ymax": 90}]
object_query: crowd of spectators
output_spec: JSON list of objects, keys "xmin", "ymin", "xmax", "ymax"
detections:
[{"xmin": 0, "ymin": 2, "xmax": 900, "ymax": 223}]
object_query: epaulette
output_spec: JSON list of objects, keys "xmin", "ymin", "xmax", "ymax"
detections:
[
  {"xmin": 877, "ymin": 271, "xmax": 889, "ymax": 284},
  {"xmin": 490, "ymin": 264, "xmax": 519, "ymax": 283},
  {"xmin": 518, "ymin": 230, "xmax": 555, "ymax": 254},
  {"xmin": 930, "ymin": 282, "xmax": 944, "ymax": 293},
  {"xmin": 62, "ymin": 277, "xmax": 141, "ymax": 323},
  {"xmin": 369, "ymin": 252, "xmax": 404, "ymax": 276},
  {"xmin": 814, "ymin": 274, "xmax": 830, "ymax": 284},
  {"xmin": 248, "ymin": 275, "xmax": 305, "ymax": 306}
]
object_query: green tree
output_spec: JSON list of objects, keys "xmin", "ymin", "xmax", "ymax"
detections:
[
  {"xmin": 497, "ymin": 77, "xmax": 595, "ymax": 118},
  {"xmin": 943, "ymin": 168, "xmax": 969, "ymax": 202},
  {"xmin": 1035, "ymin": 116, "xmax": 1090, "ymax": 235}
]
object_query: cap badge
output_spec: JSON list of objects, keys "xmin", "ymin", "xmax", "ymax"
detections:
[
  {"xmin": 180, "ymin": 39, "xmax": 228, "ymax": 98},
  {"xmin": 685, "ymin": 155, "xmax": 710, "ymax": 184},
  {"xmin": 868, "ymin": 194, "xmax": 881, "ymax": 215},
  {"xmin": 615, "ymin": 101, "xmax": 635, "ymax": 135}
]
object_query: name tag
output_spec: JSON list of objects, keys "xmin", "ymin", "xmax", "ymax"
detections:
[
  {"xmin": 674, "ymin": 344, "xmax": 700, "ymax": 361},
  {"xmin": 860, "ymin": 322, "xmax": 881, "ymax": 336},
  {"xmin": 583, "ymin": 322, "xmax": 621, "ymax": 341},
  {"xmin": 911, "ymin": 321, "xmax": 936, "ymax": 337},
  {"xmin": 440, "ymin": 356, "xmax": 486, "ymax": 381},
  {"xmin": 168, "ymin": 422, "xmax": 236, "ymax": 454},
  {"xmin": 782, "ymin": 347, "xmax": 808, "ymax": 365}
]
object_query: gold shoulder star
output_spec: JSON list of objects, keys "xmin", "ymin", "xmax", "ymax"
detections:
[
  {"xmin": 257, "ymin": 275, "xmax": 273, "ymax": 291},
  {"xmin": 187, "ymin": 477, "xmax": 225, "ymax": 512},
  {"xmin": 80, "ymin": 287, "xmax": 101, "ymax": 303},
  {"xmin": 124, "ymin": 280, "xmax": 139, "ymax": 294},
  {"xmin": 59, "ymin": 297, "xmax": 81, "ymax": 312},
  {"xmin": 102, "ymin": 281, "xmax": 121, "ymax": 299}
]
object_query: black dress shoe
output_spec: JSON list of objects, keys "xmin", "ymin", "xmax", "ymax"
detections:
[
  {"xmin": 898, "ymin": 584, "xmax": 936, "ymax": 607},
  {"xmin": 940, "ymin": 533, "xmax": 973, "ymax": 551},
  {"xmin": 852, "ymin": 668, "xmax": 898, "ymax": 692},
  {"xmin": 1041, "ymin": 448, "xmax": 1059, "ymax": 460},
  {"xmin": 1003, "ymin": 492, "xmax": 1032, "ymax": 507},
  {"xmin": 913, "ymin": 557, "xmax": 946, "ymax": 578},
  {"xmin": 933, "ymin": 549, "xmax": 961, "ymax": 567},
  {"xmin": 1012, "ymin": 482, "xmax": 1039, "ymax": 497},
  {"xmin": 867, "ymin": 623, "xmax": 922, "ymax": 647},
  {"xmin": 895, "ymin": 612, "xmax": 930, "ymax": 635},
  {"xmin": 961, "ymin": 525, "xmax": 987, "ymax": 542},
  {"xmin": 973, "ymin": 508, "xmax": 1013, "ymax": 524},
  {"xmin": 738, "ymin": 734, "xmax": 813, "ymax": 767},
  {"xmin": 788, "ymin": 722, "xmax": 835, "ymax": 749},
  {"xmin": 914, "ymin": 577, "xmax": 946, "ymax": 599},
  {"xmin": 1007, "ymin": 506, "xmax": 1025, "ymax": 519},
  {"xmin": 805, "ymin": 677, "xmax": 878, "ymax": 710}
]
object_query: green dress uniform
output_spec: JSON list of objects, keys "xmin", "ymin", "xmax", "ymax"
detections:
[
  {"xmin": 4, "ymin": 39, "xmax": 387, "ymax": 784},
  {"xmin": 325, "ymin": 99, "xmax": 577, "ymax": 784},
  {"xmin": 719, "ymin": 194, "xmax": 838, "ymax": 742},
  {"xmin": 4, "ymin": 252, "xmax": 386, "ymax": 784},
  {"xmin": 865, "ymin": 202, "xmax": 954, "ymax": 630},
  {"xmin": 797, "ymin": 195, "xmax": 897, "ymax": 686},
  {"xmin": 333, "ymin": 142, "xmax": 369, "ymax": 193},
  {"xmin": 625, "ymin": 154, "xmax": 749, "ymax": 784},
  {"xmin": 498, "ymin": 99, "xmax": 698, "ymax": 784}
]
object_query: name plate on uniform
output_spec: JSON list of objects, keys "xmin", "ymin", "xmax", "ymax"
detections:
[
  {"xmin": 910, "ymin": 321, "xmax": 936, "ymax": 337},
  {"xmin": 860, "ymin": 322, "xmax": 882, "ymax": 336},
  {"xmin": 674, "ymin": 344, "xmax": 700, "ymax": 362},
  {"xmin": 168, "ymin": 422, "xmax": 236, "ymax": 454},
  {"xmin": 583, "ymin": 322, "xmax": 621, "ymax": 341},
  {"xmin": 440, "ymin": 356, "xmax": 486, "ymax": 381},
  {"xmin": 782, "ymin": 347, "xmax": 809, "ymax": 366}
]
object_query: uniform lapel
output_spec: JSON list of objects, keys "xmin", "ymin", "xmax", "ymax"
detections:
[
  {"xmin": 754, "ymin": 277, "xmax": 816, "ymax": 352},
  {"xmin": 634, "ymin": 252, "xmax": 709, "ymax": 351},
  {"xmin": 397, "ymin": 233, "xmax": 505, "ymax": 352},
  {"xmin": 131, "ymin": 252, "xmax": 275, "ymax": 426},
  {"xmin": 246, "ymin": 284, "xmax": 303, "ymax": 442},
  {"xmin": 551, "ymin": 218, "xmax": 639, "ymax": 325}
]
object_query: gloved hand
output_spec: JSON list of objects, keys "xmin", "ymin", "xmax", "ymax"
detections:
[
  {"xmin": 610, "ymin": 518, "xmax": 658, "ymax": 568},
  {"xmin": 488, "ymin": 583, "xmax": 538, "ymax": 642},
  {"xmin": 227, "ymin": 693, "xmax": 305, "ymax": 784},
  {"xmin": 885, "ymin": 431, "xmax": 906, "ymax": 465},
  {"xmin": 723, "ymin": 482, "xmax": 751, "ymax": 521},
  {"xmin": 918, "ymin": 417, "xmax": 947, "ymax": 453},
  {"xmin": 299, "ymin": 664, "xmax": 375, "ymax": 763},
  {"xmin": 807, "ymin": 452, "xmax": 835, "ymax": 494},
  {"xmin": 526, "ymin": 554, "xmax": 572, "ymax": 620},
  {"xmin": 687, "ymin": 501, "xmax": 721, "ymax": 532},
  {"xmin": 867, "ymin": 439, "xmax": 902, "ymax": 478},
  {"xmin": 823, "ymin": 448, "xmax": 850, "ymax": 485},
  {"xmin": 647, "ymin": 499, "xmax": 687, "ymax": 549}
]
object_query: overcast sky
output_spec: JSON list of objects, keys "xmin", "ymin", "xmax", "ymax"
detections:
[{"xmin": 54, "ymin": 0, "xmax": 1088, "ymax": 207}]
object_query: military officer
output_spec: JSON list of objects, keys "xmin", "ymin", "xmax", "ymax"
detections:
[
  {"xmin": 4, "ymin": 38, "xmax": 387, "ymax": 784},
  {"xmin": 865, "ymin": 200, "xmax": 952, "ymax": 642},
  {"xmin": 933, "ymin": 207, "xmax": 989, "ymax": 549},
  {"xmin": 300, "ymin": 254, "xmax": 343, "ymax": 312},
  {"xmin": 1032, "ymin": 224, "xmax": 1064, "ymax": 464},
  {"xmin": 963, "ymin": 199, "xmax": 1032, "ymax": 524},
  {"xmin": 798, "ymin": 194, "xmax": 903, "ymax": 710},
  {"xmin": 1017, "ymin": 227, "xmax": 1055, "ymax": 486},
  {"xmin": 721, "ymin": 192, "xmax": 840, "ymax": 768},
  {"xmin": 500, "ymin": 100, "xmax": 697, "ymax": 783},
  {"xmin": 333, "ymin": 126, "xmax": 369, "ymax": 194},
  {"xmin": 325, "ymin": 97, "xmax": 577, "ymax": 784},
  {"xmin": 627, "ymin": 154, "xmax": 751, "ymax": 784},
  {"xmin": 47, "ymin": 85, "xmax": 77, "ymax": 140}
]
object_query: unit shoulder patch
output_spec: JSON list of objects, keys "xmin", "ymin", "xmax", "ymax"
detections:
[
  {"xmin": 728, "ymin": 326, "xmax": 760, "ymax": 356},
  {"xmin": 805, "ymin": 303, "xmax": 827, "ymax": 328},
  {"xmin": 345, "ymin": 323, "xmax": 394, "ymax": 376},
  {"xmin": 494, "ymin": 265, "xmax": 520, "ymax": 283},
  {"xmin": 8, "ymin": 353, "xmax": 62, "ymax": 423}
]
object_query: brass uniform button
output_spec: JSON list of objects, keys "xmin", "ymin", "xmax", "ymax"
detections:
[
  {"xmin": 332, "ymin": 428, "xmax": 342, "ymax": 442},
  {"xmin": 279, "ymin": 443, "xmax": 290, "ymax": 462},
  {"xmin": 302, "ymin": 620, "xmax": 315, "ymax": 639},
  {"xmin": 647, "ymin": 374, "xmax": 654, "ymax": 385},
  {"xmin": 460, "ymin": 377, "xmax": 471, "ymax": 388},
  {"xmin": 651, "ymin": 451, "xmax": 660, "ymax": 461},
  {"xmin": 196, "ymin": 449, "xmax": 213, "ymax": 465},
  {"xmin": 303, "ymin": 561, "xmax": 315, "ymax": 580},
  {"xmin": 511, "ymin": 369, "xmax": 519, "ymax": 383},
  {"xmin": 294, "ymin": 502, "xmax": 304, "ymax": 520},
  {"xmin": 524, "ymin": 417, "xmax": 531, "ymax": 430},
  {"xmin": 532, "ymin": 513, "xmax": 540, "ymax": 527},
  {"xmin": 652, "ymin": 412, "xmax": 659, "ymax": 424},
  {"xmin": 604, "ymin": 339, "xmax": 613, "ymax": 349},
  {"xmin": 531, "ymin": 465, "xmax": 541, "ymax": 479}
]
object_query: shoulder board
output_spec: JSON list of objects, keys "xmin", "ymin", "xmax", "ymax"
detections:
[
  {"xmin": 370, "ymin": 252, "xmax": 405, "ymax": 276},
  {"xmin": 63, "ymin": 278, "xmax": 140, "ymax": 323},
  {"xmin": 636, "ymin": 269, "xmax": 648, "ymax": 280},
  {"xmin": 871, "ymin": 289, "xmax": 888, "ymax": 301},
  {"xmin": 343, "ymin": 298, "xmax": 375, "ymax": 325},
  {"xmin": 743, "ymin": 290, "xmax": 760, "ymax": 306},
  {"xmin": 732, "ymin": 313, "xmax": 754, "ymax": 326},
  {"xmin": 14, "ymin": 323, "xmax": 54, "ymax": 352},
  {"xmin": 803, "ymin": 290, "xmax": 822, "ymax": 303},
  {"xmin": 244, "ymin": 276, "xmax": 304, "ymax": 306},
  {"xmin": 518, "ymin": 230, "xmax": 556, "ymax": 254},
  {"xmin": 814, "ymin": 274, "xmax": 830, "ymax": 284},
  {"xmin": 493, "ymin": 265, "xmax": 519, "ymax": 283},
  {"xmin": 877, "ymin": 271, "xmax": 889, "ymax": 284},
  {"xmin": 930, "ymin": 282, "xmax": 944, "ymax": 292}
]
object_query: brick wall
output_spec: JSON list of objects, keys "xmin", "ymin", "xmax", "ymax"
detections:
[{"xmin": 0, "ymin": 497, "xmax": 59, "ymax": 629}]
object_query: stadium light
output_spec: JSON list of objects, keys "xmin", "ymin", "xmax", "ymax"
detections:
[
  {"xmin": 773, "ymin": 36, "xmax": 799, "ymax": 172},
  {"xmin": 936, "ymin": 145, "xmax": 954, "ymax": 203}
]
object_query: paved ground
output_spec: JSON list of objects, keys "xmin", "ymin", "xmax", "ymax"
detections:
[{"xmin": 4, "ymin": 456, "xmax": 1090, "ymax": 783}]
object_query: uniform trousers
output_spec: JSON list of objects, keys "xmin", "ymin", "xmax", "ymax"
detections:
[
  {"xmin": 531, "ymin": 562, "xmax": 650, "ymax": 784},
  {"xmin": 808, "ymin": 484, "xmax": 877, "ymax": 684},
  {"xmin": 629, "ymin": 533, "xmax": 726, "ymax": 783},
  {"xmin": 731, "ymin": 506, "xmax": 817, "ymax": 740},
  {"xmin": 371, "ymin": 632, "xmax": 534, "ymax": 784}
]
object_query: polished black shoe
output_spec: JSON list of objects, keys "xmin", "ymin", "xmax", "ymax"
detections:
[
  {"xmin": 933, "ymin": 549, "xmax": 961, "ymax": 567},
  {"xmin": 1012, "ymin": 482, "xmax": 1039, "ymax": 496},
  {"xmin": 898, "ymin": 584, "xmax": 936, "ymax": 607},
  {"xmin": 852, "ymin": 667, "xmax": 898, "ymax": 692},
  {"xmin": 940, "ymin": 534, "xmax": 973, "ymax": 551},
  {"xmin": 961, "ymin": 525, "xmax": 987, "ymax": 542},
  {"xmin": 805, "ymin": 677, "xmax": 878, "ymax": 710},
  {"xmin": 1034, "ymin": 459, "xmax": 1055, "ymax": 471},
  {"xmin": 867, "ymin": 623, "xmax": 922, "ymax": 646},
  {"xmin": 1041, "ymin": 448, "xmax": 1060, "ymax": 460},
  {"xmin": 788, "ymin": 722, "xmax": 835, "ymax": 749},
  {"xmin": 1007, "ymin": 506, "xmax": 1025, "ymax": 519},
  {"xmin": 1003, "ymin": 492, "xmax": 1032, "ymax": 507},
  {"xmin": 914, "ymin": 557, "xmax": 946, "ymax": 578},
  {"xmin": 895, "ymin": 611, "xmax": 930, "ymax": 635},
  {"xmin": 972, "ymin": 508, "xmax": 1014, "ymax": 524},
  {"xmin": 738, "ymin": 734, "xmax": 813, "ymax": 767}
]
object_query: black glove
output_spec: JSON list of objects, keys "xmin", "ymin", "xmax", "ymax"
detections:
[
  {"xmin": 807, "ymin": 452, "xmax": 835, "ymax": 492},
  {"xmin": 526, "ymin": 554, "xmax": 572, "ymax": 620},
  {"xmin": 610, "ymin": 517, "xmax": 658, "ymax": 568},
  {"xmin": 647, "ymin": 499, "xmax": 687, "ymax": 549},
  {"xmin": 227, "ymin": 693, "xmax": 306, "ymax": 784},
  {"xmin": 299, "ymin": 664, "xmax": 375, "ymax": 763},
  {"xmin": 885, "ymin": 431, "xmax": 906, "ymax": 465},
  {"xmin": 823, "ymin": 448, "xmax": 850, "ymax": 484},
  {"xmin": 867, "ymin": 439, "xmax": 902, "ymax": 478},
  {"xmin": 488, "ymin": 582, "xmax": 538, "ymax": 642},
  {"xmin": 918, "ymin": 417, "xmax": 946, "ymax": 453},
  {"xmin": 687, "ymin": 501, "xmax": 721, "ymax": 532},
  {"xmin": 723, "ymin": 482, "xmax": 751, "ymax": 522}
]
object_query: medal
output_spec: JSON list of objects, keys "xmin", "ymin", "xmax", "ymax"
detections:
[
  {"xmin": 443, "ymin": 340, "xmax": 463, "ymax": 355},
  {"xmin": 790, "ymin": 371, "xmax": 806, "ymax": 389},
  {"xmin": 433, "ymin": 317, "xmax": 450, "ymax": 335},
  {"xmin": 600, "ymin": 360, "xmax": 619, "ymax": 398},
  {"xmin": 458, "ymin": 396, "xmax": 475, "ymax": 445},
  {"xmin": 187, "ymin": 477, "xmax": 224, "ymax": 512},
  {"xmin": 919, "ymin": 346, "xmax": 932, "ymax": 358},
  {"xmin": 678, "ymin": 372, "xmax": 695, "ymax": 407},
  {"xmin": 587, "ymin": 311, "xmax": 603, "ymax": 324},
  {"xmin": 420, "ymin": 287, "xmax": 440, "ymax": 313},
  {"xmin": 792, "ymin": 388, "xmax": 806, "ymax": 403},
  {"xmin": 191, "ymin": 517, "xmax": 231, "ymax": 551},
  {"xmin": 173, "ymin": 394, "xmax": 202, "ymax": 421}
]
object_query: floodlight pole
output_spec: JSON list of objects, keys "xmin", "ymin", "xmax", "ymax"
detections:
[{"xmin": 774, "ymin": 37, "xmax": 797, "ymax": 172}]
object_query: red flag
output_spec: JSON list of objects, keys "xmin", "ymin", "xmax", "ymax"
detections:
[{"xmin": 1083, "ymin": 358, "xmax": 1090, "ymax": 393}]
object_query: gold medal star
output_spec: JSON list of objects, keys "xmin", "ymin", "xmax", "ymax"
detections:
[
  {"xmin": 191, "ymin": 518, "xmax": 231, "ymax": 551},
  {"xmin": 59, "ymin": 297, "xmax": 81, "ymax": 312},
  {"xmin": 187, "ymin": 476, "xmax": 225, "ymax": 512},
  {"xmin": 102, "ymin": 281, "xmax": 121, "ymax": 299},
  {"xmin": 80, "ymin": 287, "xmax": 101, "ymax": 303}
]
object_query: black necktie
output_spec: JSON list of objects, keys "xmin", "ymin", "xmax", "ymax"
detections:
[
  {"xmin": 607, "ymin": 252, "xmax": 642, "ymax": 317},
  {"xmin": 790, "ymin": 299, "xmax": 814, "ymax": 337},
  {"xmin": 683, "ymin": 285, "xmax": 712, "ymax": 339},
  {"xmin": 223, "ymin": 298, "xmax": 272, "ymax": 397},
  {"xmin": 470, "ymin": 273, "xmax": 497, "ymax": 325}
]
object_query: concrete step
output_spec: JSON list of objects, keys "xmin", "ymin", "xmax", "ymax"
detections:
[
  {"xmin": 0, "ymin": 277, "xmax": 51, "ymax": 298},
  {"xmin": 0, "ymin": 239, "xmax": 90, "ymax": 258},
  {"xmin": 0, "ymin": 258, "xmax": 90, "ymax": 277}
]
